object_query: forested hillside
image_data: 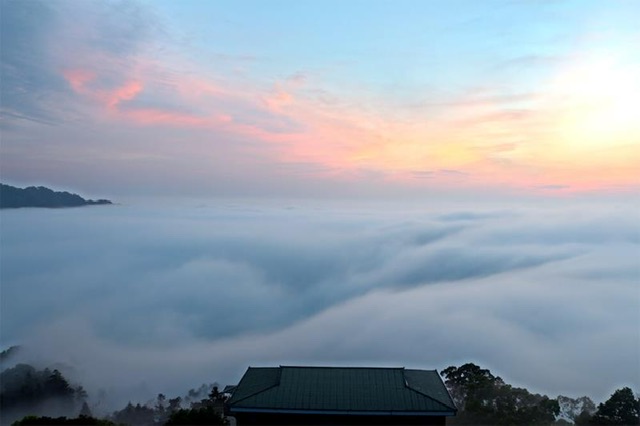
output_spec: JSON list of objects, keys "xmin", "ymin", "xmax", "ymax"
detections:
[
  {"xmin": 0, "ymin": 184, "xmax": 112, "ymax": 208},
  {"xmin": 0, "ymin": 363, "xmax": 88, "ymax": 424},
  {"xmin": 1, "ymin": 356, "xmax": 638, "ymax": 425},
  {"xmin": 440, "ymin": 363, "xmax": 639, "ymax": 425}
]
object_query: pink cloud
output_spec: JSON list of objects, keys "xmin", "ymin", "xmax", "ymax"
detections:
[
  {"xmin": 59, "ymin": 50, "xmax": 639, "ymax": 195},
  {"xmin": 64, "ymin": 67, "xmax": 142, "ymax": 110},
  {"xmin": 63, "ymin": 69, "xmax": 96, "ymax": 93},
  {"xmin": 105, "ymin": 81, "xmax": 143, "ymax": 110},
  {"xmin": 124, "ymin": 109, "xmax": 234, "ymax": 127},
  {"xmin": 264, "ymin": 89, "xmax": 294, "ymax": 113},
  {"xmin": 63, "ymin": 66, "xmax": 220, "ymax": 127}
]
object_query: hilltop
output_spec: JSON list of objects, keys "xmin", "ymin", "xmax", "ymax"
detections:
[{"xmin": 0, "ymin": 184, "xmax": 112, "ymax": 209}]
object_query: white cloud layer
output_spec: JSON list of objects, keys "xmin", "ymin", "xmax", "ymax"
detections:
[{"xmin": 1, "ymin": 199, "xmax": 638, "ymax": 410}]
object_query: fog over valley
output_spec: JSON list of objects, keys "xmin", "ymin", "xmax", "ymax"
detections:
[
  {"xmin": 2, "ymin": 0, "xmax": 639, "ymax": 423},
  {"xmin": 1, "ymin": 199, "xmax": 638, "ymax": 411}
]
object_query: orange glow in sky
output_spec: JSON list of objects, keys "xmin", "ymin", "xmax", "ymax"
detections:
[{"xmin": 4, "ymin": 0, "xmax": 639, "ymax": 197}]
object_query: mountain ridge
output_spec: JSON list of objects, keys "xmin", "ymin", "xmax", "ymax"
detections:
[{"xmin": 0, "ymin": 183, "xmax": 112, "ymax": 209}]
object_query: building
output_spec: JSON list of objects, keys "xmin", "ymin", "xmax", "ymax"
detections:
[{"xmin": 226, "ymin": 366, "xmax": 457, "ymax": 425}]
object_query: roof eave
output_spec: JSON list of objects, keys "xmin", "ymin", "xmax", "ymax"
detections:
[{"xmin": 228, "ymin": 407, "xmax": 457, "ymax": 417}]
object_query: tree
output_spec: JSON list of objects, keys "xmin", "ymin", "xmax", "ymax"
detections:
[
  {"xmin": 111, "ymin": 402, "xmax": 155, "ymax": 426},
  {"xmin": 209, "ymin": 386, "xmax": 221, "ymax": 402},
  {"xmin": 12, "ymin": 415, "xmax": 115, "ymax": 425},
  {"xmin": 44, "ymin": 370, "xmax": 74, "ymax": 401},
  {"xmin": 79, "ymin": 401, "xmax": 92, "ymax": 418},
  {"xmin": 590, "ymin": 387, "xmax": 640, "ymax": 425},
  {"xmin": 155, "ymin": 393, "xmax": 166, "ymax": 414},
  {"xmin": 441, "ymin": 363, "xmax": 559, "ymax": 425},
  {"xmin": 165, "ymin": 406, "xmax": 227, "ymax": 425},
  {"xmin": 168, "ymin": 396, "xmax": 182, "ymax": 413},
  {"xmin": 575, "ymin": 410, "xmax": 594, "ymax": 425},
  {"xmin": 74, "ymin": 386, "xmax": 88, "ymax": 404},
  {"xmin": 1, "ymin": 364, "xmax": 81, "ymax": 424},
  {"xmin": 441, "ymin": 363, "xmax": 503, "ymax": 411},
  {"xmin": 486, "ymin": 384, "xmax": 559, "ymax": 425}
]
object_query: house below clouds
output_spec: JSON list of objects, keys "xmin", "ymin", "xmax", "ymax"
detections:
[{"xmin": 225, "ymin": 366, "xmax": 457, "ymax": 425}]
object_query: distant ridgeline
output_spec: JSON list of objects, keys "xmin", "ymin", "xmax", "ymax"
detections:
[{"xmin": 0, "ymin": 184, "xmax": 112, "ymax": 208}]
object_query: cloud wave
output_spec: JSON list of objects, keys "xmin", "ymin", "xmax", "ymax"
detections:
[{"xmin": 1, "ymin": 200, "xmax": 638, "ymax": 408}]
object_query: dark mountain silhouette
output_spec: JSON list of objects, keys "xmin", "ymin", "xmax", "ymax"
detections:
[{"xmin": 0, "ymin": 184, "xmax": 112, "ymax": 209}]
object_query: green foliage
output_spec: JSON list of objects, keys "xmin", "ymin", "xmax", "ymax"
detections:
[
  {"xmin": 111, "ymin": 402, "xmax": 155, "ymax": 426},
  {"xmin": 164, "ymin": 384, "xmax": 227, "ymax": 425},
  {"xmin": 441, "ymin": 363, "xmax": 504, "ymax": 412},
  {"xmin": 165, "ymin": 406, "xmax": 227, "ymax": 425},
  {"xmin": 155, "ymin": 393, "xmax": 166, "ymax": 414},
  {"xmin": 12, "ymin": 415, "xmax": 115, "ymax": 425},
  {"xmin": 575, "ymin": 410, "xmax": 594, "ymax": 425},
  {"xmin": 167, "ymin": 397, "xmax": 181, "ymax": 413},
  {"xmin": 1, "ymin": 364, "xmax": 85, "ymax": 424},
  {"xmin": 590, "ymin": 387, "xmax": 640, "ymax": 425},
  {"xmin": 442, "ymin": 365, "xmax": 640, "ymax": 426},
  {"xmin": 442, "ymin": 363, "xmax": 559, "ymax": 425},
  {"xmin": 5, "ymin": 359, "xmax": 638, "ymax": 426},
  {"xmin": 108, "ymin": 383, "xmax": 224, "ymax": 425}
]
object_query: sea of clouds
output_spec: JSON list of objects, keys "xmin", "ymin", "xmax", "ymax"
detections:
[{"xmin": 1, "ymin": 198, "xmax": 638, "ymax": 410}]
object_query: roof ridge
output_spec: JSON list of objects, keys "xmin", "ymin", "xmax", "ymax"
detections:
[
  {"xmin": 404, "ymin": 384, "xmax": 456, "ymax": 411},
  {"xmin": 402, "ymin": 371, "xmax": 457, "ymax": 411},
  {"xmin": 228, "ymin": 367, "xmax": 281, "ymax": 405},
  {"xmin": 278, "ymin": 365, "xmax": 406, "ymax": 370}
]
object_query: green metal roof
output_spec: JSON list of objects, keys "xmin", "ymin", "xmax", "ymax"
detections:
[{"xmin": 227, "ymin": 366, "xmax": 456, "ymax": 415}]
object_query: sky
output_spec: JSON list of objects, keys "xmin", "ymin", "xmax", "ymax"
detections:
[
  {"xmin": 1, "ymin": 0, "xmax": 639, "ymax": 415},
  {"xmin": 1, "ymin": 0, "xmax": 639, "ymax": 198}
]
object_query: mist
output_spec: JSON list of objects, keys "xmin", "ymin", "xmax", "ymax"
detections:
[{"xmin": 1, "ymin": 198, "xmax": 638, "ymax": 411}]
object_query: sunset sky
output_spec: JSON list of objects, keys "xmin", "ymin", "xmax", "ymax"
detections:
[
  {"xmin": 1, "ymin": 0, "xmax": 639, "ymax": 198},
  {"xmin": 2, "ymin": 1, "xmax": 640, "ymax": 408}
]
